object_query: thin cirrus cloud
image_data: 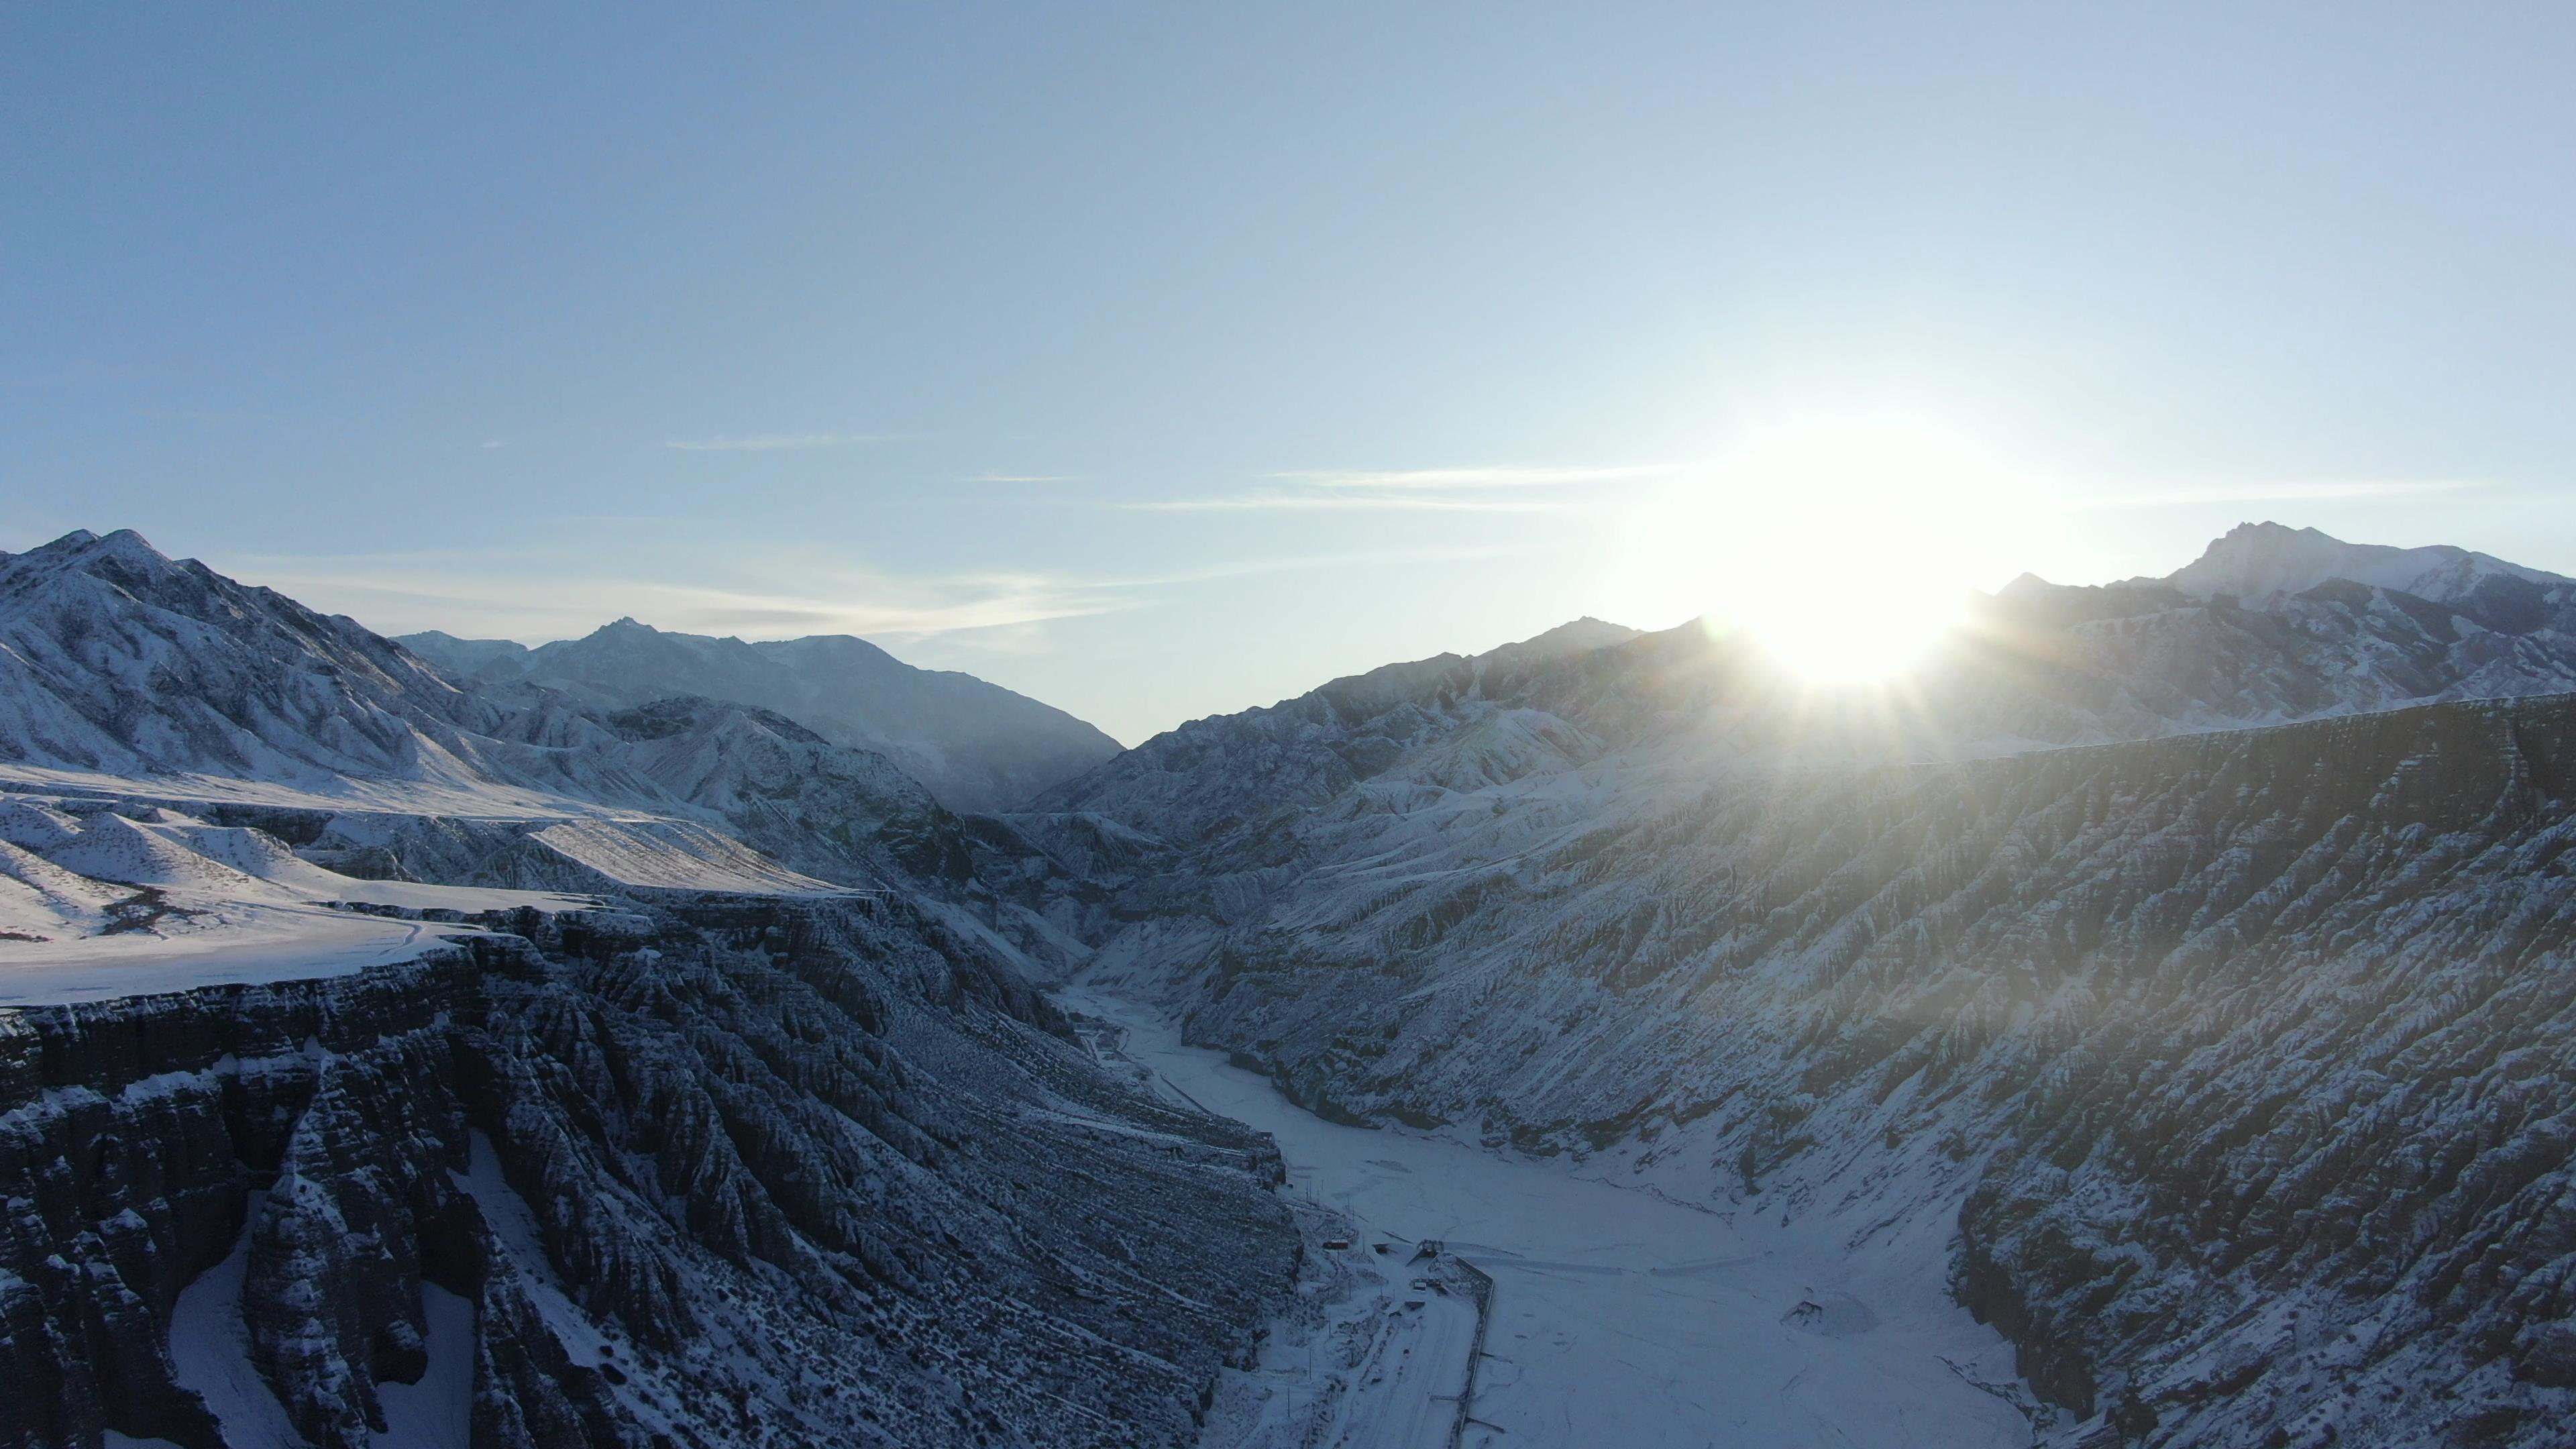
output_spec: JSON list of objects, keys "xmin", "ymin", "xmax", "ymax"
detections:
[
  {"xmin": 1117, "ymin": 492, "xmax": 1571, "ymax": 513},
  {"xmin": 231, "ymin": 556, "xmax": 1129, "ymax": 644},
  {"xmin": 1273, "ymin": 461, "xmax": 1699, "ymax": 490},
  {"xmin": 219, "ymin": 539, "xmax": 1527, "ymax": 649},
  {"xmin": 1120, "ymin": 458, "xmax": 1694, "ymax": 513},
  {"xmin": 2074, "ymin": 476, "xmax": 2493, "ymax": 511},
  {"xmin": 661, "ymin": 431, "xmax": 894, "ymax": 452}
]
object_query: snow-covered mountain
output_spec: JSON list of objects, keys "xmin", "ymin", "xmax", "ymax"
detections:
[
  {"xmin": 988, "ymin": 523, "xmax": 2576, "ymax": 1446},
  {"xmin": 0, "ymin": 530, "xmax": 984, "ymax": 896},
  {"xmin": 14, "ymin": 519, "xmax": 2576, "ymax": 1447},
  {"xmin": 1044, "ymin": 695, "xmax": 2576, "ymax": 1442},
  {"xmin": 1, "ymin": 529, "xmax": 506, "ymax": 789},
  {"xmin": 400, "ymin": 619, "xmax": 1122, "ymax": 813},
  {"xmin": 1032, "ymin": 522, "xmax": 2576, "ymax": 853},
  {"xmin": 2147, "ymin": 518, "xmax": 2569, "ymax": 610},
  {"xmin": 0, "ymin": 529, "xmax": 1299, "ymax": 1448}
]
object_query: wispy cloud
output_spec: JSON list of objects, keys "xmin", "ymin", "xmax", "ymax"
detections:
[
  {"xmin": 217, "ymin": 538, "xmax": 1527, "ymax": 651},
  {"xmin": 2077, "ymin": 477, "xmax": 2491, "ymax": 511},
  {"xmin": 1089, "ymin": 541, "xmax": 1534, "ymax": 588},
  {"xmin": 478, "ymin": 439, "xmax": 508, "ymax": 450},
  {"xmin": 236, "ymin": 558, "xmax": 1127, "ymax": 643},
  {"xmin": 662, "ymin": 431, "xmax": 892, "ymax": 452},
  {"xmin": 1271, "ymin": 461, "xmax": 1696, "ymax": 490},
  {"xmin": 1120, "ymin": 458, "xmax": 1686, "ymax": 513},
  {"xmin": 1117, "ymin": 492, "xmax": 1569, "ymax": 513}
]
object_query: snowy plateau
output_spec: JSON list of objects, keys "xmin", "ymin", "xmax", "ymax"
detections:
[{"xmin": 4, "ymin": 520, "xmax": 2576, "ymax": 1449}]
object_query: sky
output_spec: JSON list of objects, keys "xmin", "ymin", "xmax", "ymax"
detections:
[{"xmin": 5, "ymin": 5, "xmax": 2573, "ymax": 744}]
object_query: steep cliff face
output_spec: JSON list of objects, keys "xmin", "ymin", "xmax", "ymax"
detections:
[
  {"xmin": 1, "ymin": 894, "xmax": 1295, "ymax": 1449},
  {"xmin": 1054, "ymin": 694, "xmax": 2576, "ymax": 1446}
]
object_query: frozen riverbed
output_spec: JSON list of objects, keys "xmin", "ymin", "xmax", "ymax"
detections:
[{"xmin": 1057, "ymin": 985, "xmax": 2035, "ymax": 1449}]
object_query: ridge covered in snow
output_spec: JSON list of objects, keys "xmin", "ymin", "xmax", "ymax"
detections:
[
  {"xmin": 0, "ymin": 531, "xmax": 1301, "ymax": 1448},
  {"xmin": 977, "ymin": 523, "xmax": 2576, "ymax": 1447},
  {"xmin": 0, "ymin": 530, "xmax": 993, "ymax": 900},
  {"xmin": 2148, "ymin": 518, "xmax": 2569, "ymax": 608},
  {"xmin": 399, "ymin": 616, "xmax": 1122, "ymax": 812},
  {"xmin": 12, "ymin": 520, "xmax": 2576, "ymax": 1448}
]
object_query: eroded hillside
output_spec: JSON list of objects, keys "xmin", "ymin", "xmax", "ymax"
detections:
[{"xmin": 1028, "ymin": 680, "xmax": 2576, "ymax": 1446}]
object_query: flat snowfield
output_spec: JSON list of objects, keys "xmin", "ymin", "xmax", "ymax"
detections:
[
  {"xmin": 0, "ymin": 800, "xmax": 600, "ymax": 1004},
  {"xmin": 1063, "ymin": 986, "xmax": 2031, "ymax": 1449},
  {"xmin": 0, "ymin": 903, "xmax": 464, "ymax": 1006}
]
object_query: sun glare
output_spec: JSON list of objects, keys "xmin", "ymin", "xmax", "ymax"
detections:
[{"xmin": 1634, "ymin": 413, "xmax": 2031, "ymax": 683}]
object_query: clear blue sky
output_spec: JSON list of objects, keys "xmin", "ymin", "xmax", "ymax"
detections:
[{"xmin": 7, "ymin": 5, "xmax": 2572, "ymax": 742}]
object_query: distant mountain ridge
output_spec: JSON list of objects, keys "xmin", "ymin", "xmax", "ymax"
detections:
[
  {"xmin": 1034, "ymin": 522, "xmax": 2576, "ymax": 851},
  {"xmin": 2145, "ymin": 518, "xmax": 2567, "ymax": 607},
  {"xmin": 401, "ymin": 619, "xmax": 1121, "ymax": 812},
  {"xmin": 0, "ymin": 529, "xmax": 975, "ymax": 894},
  {"xmin": 0, "ymin": 529, "xmax": 1296, "ymax": 1448},
  {"xmin": 16, "ymin": 519, "xmax": 2576, "ymax": 1445},
  {"xmin": 982, "ymin": 521, "xmax": 2576, "ymax": 1446}
]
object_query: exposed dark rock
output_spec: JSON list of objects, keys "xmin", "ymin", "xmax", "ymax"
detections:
[{"xmin": 0, "ymin": 898, "xmax": 1295, "ymax": 1448}]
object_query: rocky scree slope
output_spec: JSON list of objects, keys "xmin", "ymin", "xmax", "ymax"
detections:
[
  {"xmin": 1, "ymin": 890, "xmax": 1295, "ymax": 1449},
  {"xmin": 400, "ymin": 619, "xmax": 1122, "ymax": 813}
]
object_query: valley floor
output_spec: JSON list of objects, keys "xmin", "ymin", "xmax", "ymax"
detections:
[{"xmin": 1059, "ymin": 985, "xmax": 2038, "ymax": 1449}]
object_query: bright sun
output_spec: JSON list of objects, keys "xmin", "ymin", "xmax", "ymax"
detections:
[{"xmin": 1633, "ymin": 412, "xmax": 2032, "ymax": 682}]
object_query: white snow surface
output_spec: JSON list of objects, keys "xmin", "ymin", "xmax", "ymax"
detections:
[
  {"xmin": 453, "ymin": 1131, "xmax": 613, "ymax": 1372},
  {"xmin": 0, "ymin": 798, "xmax": 596, "ymax": 1004},
  {"xmin": 370, "ymin": 1284, "xmax": 474, "ymax": 1449},
  {"xmin": 1062, "ymin": 985, "xmax": 2032, "ymax": 1449},
  {"xmin": 169, "ymin": 1191, "xmax": 311, "ymax": 1448}
]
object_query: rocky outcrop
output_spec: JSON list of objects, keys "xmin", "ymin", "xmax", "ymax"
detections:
[{"xmin": 1, "ymin": 895, "xmax": 1296, "ymax": 1449}]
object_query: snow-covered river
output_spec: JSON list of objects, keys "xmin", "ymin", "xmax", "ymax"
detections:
[{"xmin": 1058, "ymin": 985, "xmax": 2035, "ymax": 1449}]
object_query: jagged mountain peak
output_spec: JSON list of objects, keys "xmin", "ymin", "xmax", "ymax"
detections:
[
  {"xmin": 1996, "ymin": 570, "xmax": 2057, "ymax": 601},
  {"xmin": 1490, "ymin": 615, "xmax": 1642, "ymax": 661},
  {"xmin": 401, "ymin": 616, "xmax": 1122, "ymax": 812},
  {"xmin": 0, "ymin": 528, "xmax": 499, "ymax": 788},
  {"xmin": 20, "ymin": 526, "xmax": 180, "ymax": 577},
  {"xmin": 2153, "ymin": 519, "xmax": 2566, "ymax": 606}
]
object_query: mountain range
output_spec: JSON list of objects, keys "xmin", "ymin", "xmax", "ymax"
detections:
[
  {"xmin": 5, "ymin": 519, "xmax": 2576, "ymax": 1448},
  {"xmin": 398, "ymin": 619, "xmax": 1121, "ymax": 814}
]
